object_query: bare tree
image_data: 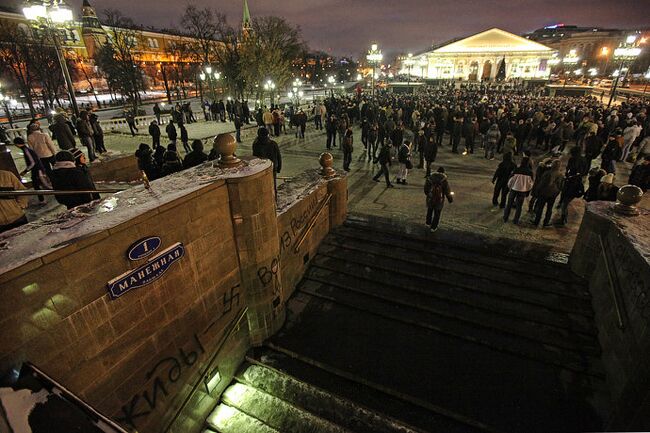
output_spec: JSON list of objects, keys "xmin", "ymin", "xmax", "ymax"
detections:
[
  {"xmin": 0, "ymin": 22, "xmax": 38, "ymax": 117},
  {"xmin": 180, "ymin": 5, "xmax": 219, "ymax": 65},
  {"xmin": 94, "ymin": 9, "xmax": 145, "ymax": 111}
]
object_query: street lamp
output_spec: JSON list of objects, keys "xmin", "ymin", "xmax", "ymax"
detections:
[
  {"xmin": 23, "ymin": 0, "xmax": 79, "ymax": 117},
  {"xmin": 607, "ymin": 36, "xmax": 642, "ymax": 108},
  {"xmin": 404, "ymin": 53, "xmax": 415, "ymax": 88},
  {"xmin": 200, "ymin": 65, "xmax": 220, "ymax": 101},
  {"xmin": 263, "ymin": 79, "xmax": 276, "ymax": 105},
  {"xmin": 366, "ymin": 42, "xmax": 383, "ymax": 98}
]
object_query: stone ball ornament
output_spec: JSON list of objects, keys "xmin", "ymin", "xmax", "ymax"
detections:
[
  {"xmin": 213, "ymin": 133, "xmax": 242, "ymax": 168},
  {"xmin": 319, "ymin": 152, "xmax": 336, "ymax": 178},
  {"xmin": 614, "ymin": 184, "xmax": 643, "ymax": 216}
]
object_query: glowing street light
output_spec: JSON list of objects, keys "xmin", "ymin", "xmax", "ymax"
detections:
[
  {"xmin": 607, "ymin": 37, "xmax": 643, "ymax": 108},
  {"xmin": 23, "ymin": 0, "xmax": 78, "ymax": 117},
  {"xmin": 366, "ymin": 42, "xmax": 383, "ymax": 98}
]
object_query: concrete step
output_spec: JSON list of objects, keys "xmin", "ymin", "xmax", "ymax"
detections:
[
  {"xmin": 302, "ymin": 269, "xmax": 600, "ymax": 356},
  {"xmin": 247, "ymin": 347, "xmax": 486, "ymax": 433},
  {"xmin": 220, "ymin": 382, "xmax": 351, "ymax": 433},
  {"xmin": 235, "ymin": 362, "xmax": 425, "ymax": 433},
  {"xmin": 269, "ymin": 291, "xmax": 605, "ymax": 433},
  {"xmin": 205, "ymin": 403, "xmax": 280, "ymax": 433},
  {"xmin": 298, "ymin": 279, "xmax": 603, "ymax": 377},
  {"xmin": 343, "ymin": 216, "xmax": 574, "ymax": 278},
  {"xmin": 313, "ymin": 246, "xmax": 594, "ymax": 317},
  {"xmin": 331, "ymin": 225, "xmax": 586, "ymax": 289},
  {"xmin": 307, "ymin": 258, "xmax": 595, "ymax": 336}
]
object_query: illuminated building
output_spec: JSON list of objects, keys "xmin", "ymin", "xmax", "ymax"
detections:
[{"xmin": 407, "ymin": 28, "xmax": 556, "ymax": 81}]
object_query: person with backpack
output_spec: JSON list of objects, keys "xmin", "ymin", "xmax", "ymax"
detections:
[
  {"xmin": 503, "ymin": 156, "xmax": 534, "ymax": 225},
  {"xmin": 342, "ymin": 127, "xmax": 354, "ymax": 172},
  {"xmin": 372, "ymin": 140, "xmax": 393, "ymax": 188},
  {"xmin": 424, "ymin": 166, "xmax": 453, "ymax": 232}
]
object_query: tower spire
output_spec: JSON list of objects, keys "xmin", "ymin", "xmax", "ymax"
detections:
[{"xmin": 243, "ymin": 0, "xmax": 251, "ymax": 27}]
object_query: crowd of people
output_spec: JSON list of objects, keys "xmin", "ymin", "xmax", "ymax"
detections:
[
  {"xmin": 1, "ymin": 84, "xmax": 649, "ymax": 235},
  {"xmin": 311, "ymin": 85, "xmax": 649, "ymax": 230}
]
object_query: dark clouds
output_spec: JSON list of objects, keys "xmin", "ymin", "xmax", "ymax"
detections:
[{"xmin": 64, "ymin": 0, "xmax": 647, "ymax": 57}]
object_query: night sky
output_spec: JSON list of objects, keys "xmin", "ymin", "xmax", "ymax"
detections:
[{"xmin": 12, "ymin": 0, "xmax": 649, "ymax": 57}]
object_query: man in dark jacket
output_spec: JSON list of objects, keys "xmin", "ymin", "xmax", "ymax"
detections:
[
  {"xmin": 424, "ymin": 166, "xmax": 453, "ymax": 232},
  {"xmin": 135, "ymin": 143, "xmax": 160, "ymax": 180},
  {"xmin": 50, "ymin": 150, "xmax": 97, "ymax": 209},
  {"xmin": 149, "ymin": 120, "xmax": 161, "ymax": 149},
  {"xmin": 533, "ymin": 159, "xmax": 564, "ymax": 227},
  {"xmin": 252, "ymin": 127, "xmax": 282, "ymax": 196},
  {"xmin": 183, "ymin": 140, "xmax": 208, "ymax": 169},
  {"xmin": 629, "ymin": 156, "xmax": 650, "ymax": 192},
  {"xmin": 166, "ymin": 120, "xmax": 177, "ymax": 143},
  {"xmin": 492, "ymin": 152, "xmax": 516, "ymax": 208},
  {"xmin": 50, "ymin": 113, "xmax": 76, "ymax": 150},
  {"xmin": 372, "ymin": 141, "xmax": 393, "ymax": 188}
]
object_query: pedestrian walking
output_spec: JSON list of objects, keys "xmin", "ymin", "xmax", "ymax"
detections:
[
  {"xmin": 372, "ymin": 141, "xmax": 393, "ymax": 188},
  {"xmin": 424, "ymin": 166, "xmax": 454, "ymax": 232},
  {"xmin": 503, "ymin": 156, "xmax": 533, "ymax": 224},
  {"xmin": 533, "ymin": 159, "xmax": 564, "ymax": 227},
  {"xmin": 342, "ymin": 127, "xmax": 354, "ymax": 172},
  {"xmin": 492, "ymin": 152, "xmax": 516, "ymax": 208},
  {"xmin": 396, "ymin": 140, "xmax": 412, "ymax": 184}
]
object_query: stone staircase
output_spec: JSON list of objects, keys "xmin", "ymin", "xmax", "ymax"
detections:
[{"xmin": 205, "ymin": 217, "xmax": 608, "ymax": 433}]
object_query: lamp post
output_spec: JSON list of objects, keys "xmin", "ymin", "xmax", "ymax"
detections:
[
  {"xmin": 23, "ymin": 0, "xmax": 79, "ymax": 118},
  {"xmin": 200, "ymin": 65, "xmax": 221, "ymax": 101},
  {"xmin": 366, "ymin": 43, "xmax": 383, "ymax": 98},
  {"xmin": 607, "ymin": 36, "xmax": 642, "ymax": 108},
  {"xmin": 404, "ymin": 53, "xmax": 415, "ymax": 88},
  {"xmin": 263, "ymin": 79, "xmax": 276, "ymax": 106}
]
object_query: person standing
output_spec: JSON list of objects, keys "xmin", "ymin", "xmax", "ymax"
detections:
[
  {"xmin": 27, "ymin": 123, "xmax": 56, "ymax": 178},
  {"xmin": 396, "ymin": 140, "xmax": 412, "ymax": 184},
  {"xmin": 14, "ymin": 137, "xmax": 49, "ymax": 205},
  {"xmin": 234, "ymin": 114, "xmax": 243, "ymax": 143},
  {"xmin": 166, "ymin": 120, "xmax": 177, "ymax": 144},
  {"xmin": 584, "ymin": 131, "xmax": 602, "ymax": 169},
  {"xmin": 559, "ymin": 146, "xmax": 588, "ymax": 225},
  {"xmin": 533, "ymin": 159, "xmax": 564, "ymax": 227},
  {"xmin": 367, "ymin": 121, "xmax": 378, "ymax": 162},
  {"xmin": 415, "ymin": 130, "xmax": 426, "ymax": 168},
  {"xmin": 252, "ymin": 127, "xmax": 282, "ymax": 197},
  {"xmin": 326, "ymin": 115, "xmax": 338, "ymax": 150},
  {"xmin": 149, "ymin": 120, "xmax": 161, "ymax": 149},
  {"xmin": 485, "ymin": 124, "xmax": 501, "ymax": 160},
  {"xmin": 125, "ymin": 109, "xmax": 139, "ymax": 136},
  {"xmin": 372, "ymin": 141, "xmax": 393, "ymax": 188},
  {"xmin": 342, "ymin": 127, "xmax": 354, "ymax": 172},
  {"xmin": 153, "ymin": 102, "xmax": 161, "ymax": 124},
  {"xmin": 503, "ymin": 156, "xmax": 533, "ymax": 225},
  {"xmin": 50, "ymin": 150, "xmax": 98, "ymax": 209},
  {"xmin": 182, "ymin": 140, "xmax": 208, "ymax": 169},
  {"xmin": 49, "ymin": 112, "xmax": 76, "ymax": 150},
  {"xmin": 492, "ymin": 152, "xmax": 516, "ymax": 208},
  {"xmin": 90, "ymin": 113, "xmax": 106, "ymax": 154},
  {"xmin": 0, "ymin": 170, "xmax": 29, "ymax": 232},
  {"xmin": 180, "ymin": 123, "xmax": 190, "ymax": 154},
  {"xmin": 424, "ymin": 166, "xmax": 453, "ymax": 232},
  {"xmin": 628, "ymin": 155, "xmax": 650, "ymax": 192},
  {"xmin": 76, "ymin": 110, "xmax": 96, "ymax": 162}
]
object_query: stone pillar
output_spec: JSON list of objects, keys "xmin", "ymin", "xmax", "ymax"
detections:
[
  {"xmin": 227, "ymin": 163, "xmax": 285, "ymax": 346},
  {"xmin": 327, "ymin": 176, "xmax": 347, "ymax": 229}
]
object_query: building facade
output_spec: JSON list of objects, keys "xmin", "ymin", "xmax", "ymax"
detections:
[{"xmin": 407, "ymin": 28, "xmax": 556, "ymax": 81}]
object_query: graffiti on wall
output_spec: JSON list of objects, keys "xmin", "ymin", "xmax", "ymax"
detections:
[{"xmin": 116, "ymin": 284, "xmax": 241, "ymax": 428}]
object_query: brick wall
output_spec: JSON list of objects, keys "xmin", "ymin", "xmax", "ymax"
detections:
[
  {"xmin": 89, "ymin": 154, "xmax": 141, "ymax": 183},
  {"xmin": 0, "ymin": 159, "xmax": 348, "ymax": 433},
  {"xmin": 570, "ymin": 202, "xmax": 650, "ymax": 430}
]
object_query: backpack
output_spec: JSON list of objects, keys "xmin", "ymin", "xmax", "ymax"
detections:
[{"xmin": 428, "ymin": 181, "xmax": 444, "ymax": 206}]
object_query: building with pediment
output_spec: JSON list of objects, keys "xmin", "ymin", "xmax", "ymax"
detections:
[{"xmin": 406, "ymin": 28, "xmax": 557, "ymax": 81}]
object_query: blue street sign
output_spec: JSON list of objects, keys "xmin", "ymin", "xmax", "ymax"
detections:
[
  {"xmin": 127, "ymin": 236, "xmax": 162, "ymax": 261},
  {"xmin": 108, "ymin": 243, "xmax": 185, "ymax": 299}
]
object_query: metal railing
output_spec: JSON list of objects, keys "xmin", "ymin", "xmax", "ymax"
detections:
[
  {"xmin": 598, "ymin": 234, "xmax": 626, "ymax": 330},
  {"xmin": 292, "ymin": 194, "xmax": 332, "ymax": 253},
  {"xmin": 163, "ymin": 306, "xmax": 248, "ymax": 432}
]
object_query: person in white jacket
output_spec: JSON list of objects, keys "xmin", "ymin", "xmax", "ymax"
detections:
[
  {"xmin": 622, "ymin": 121, "xmax": 642, "ymax": 162},
  {"xmin": 27, "ymin": 123, "xmax": 57, "ymax": 176},
  {"xmin": 503, "ymin": 156, "xmax": 534, "ymax": 225}
]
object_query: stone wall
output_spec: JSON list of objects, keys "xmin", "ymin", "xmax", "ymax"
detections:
[
  {"xmin": 570, "ymin": 201, "xmax": 650, "ymax": 430},
  {"xmin": 0, "ymin": 155, "xmax": 348, "ymax": 433},
  {"xmin": 89, "ymin": 154, "xmax": 141, "ymax": 183}
]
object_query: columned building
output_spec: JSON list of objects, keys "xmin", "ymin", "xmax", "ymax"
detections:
[{"xmin": 407, "ymin": 28, "xmax": 556, "ymax": 81}]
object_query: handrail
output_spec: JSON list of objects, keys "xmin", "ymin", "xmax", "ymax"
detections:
[
  {"xmin": 598, "ymin": 235, "xmax": 626, "ymax": 330},
  {"xmin": 292, "ymin": 193, "xmax": 331, "ymax": 254},
  {"xmin": 163, "ymin": 306, "xmax": 248, "ymax": 432},
  {"xmin": 0, "ymin": 188, "xmax": 123, "ymax": 197}
]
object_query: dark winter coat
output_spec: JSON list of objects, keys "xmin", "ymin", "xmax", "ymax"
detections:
[
  {"xmin": 50, "ymin": 115, "xmax": 76, "ymax": 150},
  {"xmin": 182, "ymin": 150, "xmax": 208, "ymax": 169},
  {"xmin": 252, "ymin": 138, "xmax": 282, "ymax": 173},
  {"xmin": 424, "ymin": 172, "xmax": 453, "ymax": 209},
  {"xmin": 50, "ymin": 163, "xmax": 97, "ymax": 209}
]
